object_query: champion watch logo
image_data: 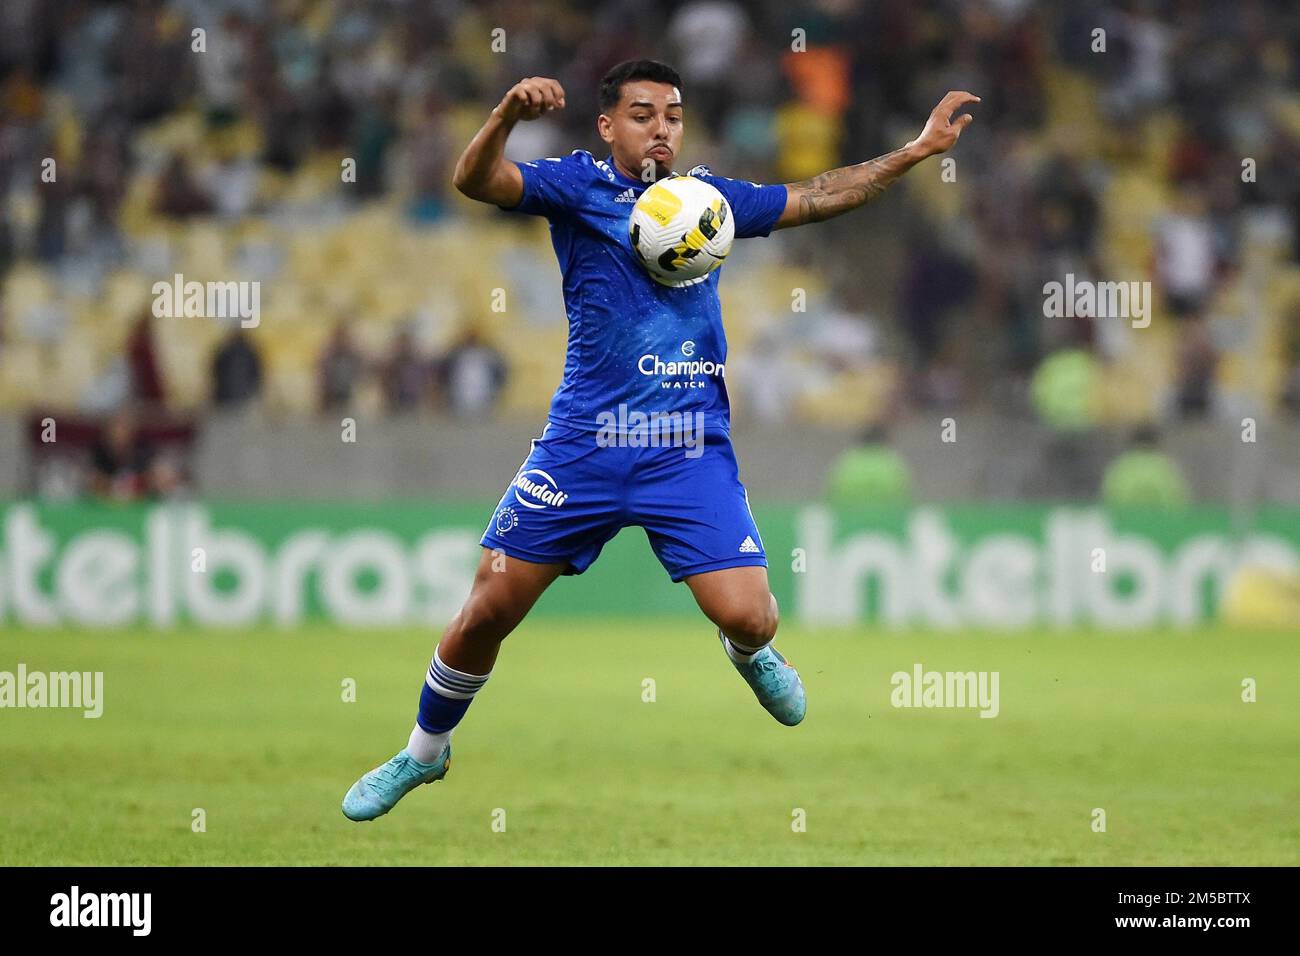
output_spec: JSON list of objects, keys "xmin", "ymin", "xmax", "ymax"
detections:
[
  {"xmin": 739, "ymin": 536, "xmax": 761, "ymax": 554},
  {"xmin": 614, "ymin": 187, "xmax": 639, "ymax": 203}
]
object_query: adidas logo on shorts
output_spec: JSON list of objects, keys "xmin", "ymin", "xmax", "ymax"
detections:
[
  {"xmin": 613, "ymin": 187, "xmax": 638, "ymax": 203},
  {"xmin": 738, "ymin": 536, "xmax": 761, "ymax": 554}
]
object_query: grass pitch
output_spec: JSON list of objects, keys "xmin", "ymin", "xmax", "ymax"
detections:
[{"xmin": 1, "ymin": 620, "xmax": 1295, "ymax": 865}]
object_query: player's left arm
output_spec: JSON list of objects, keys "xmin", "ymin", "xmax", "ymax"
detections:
[{"xmin": 773, "ymin": 90, "xmax": 979, "ymax": 230}]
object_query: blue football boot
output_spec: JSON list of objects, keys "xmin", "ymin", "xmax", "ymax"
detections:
[
  {"xmin": 720, "ymin": 631, "xmax": 807, "ymax": 726},
  {"xmin": 342, "ymin": 745, "xmax": 451, "ymax": 821}
]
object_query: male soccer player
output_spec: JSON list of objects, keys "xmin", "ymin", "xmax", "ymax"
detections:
[{"xmin": 343, "ymin": 60, "xmax": 977, "ymax": 820}]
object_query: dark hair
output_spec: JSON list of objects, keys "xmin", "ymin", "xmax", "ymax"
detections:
[{"xmin": 598, "ymin": 59, "xmax": 683, "ymax": 111}]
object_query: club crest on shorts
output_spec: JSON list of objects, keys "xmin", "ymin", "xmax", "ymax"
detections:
[
  {"xmin": 495, "ymin": 506, "xmax": 519, "ymax": 535},
  {"xmin": 513, "ymin": 468, "xmax": 570, "ymax": 510}
]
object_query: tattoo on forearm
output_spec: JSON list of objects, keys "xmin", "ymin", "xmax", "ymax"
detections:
[{"xmin": 787, "ymin": 147, "xmax": 917, "ymax": 225}]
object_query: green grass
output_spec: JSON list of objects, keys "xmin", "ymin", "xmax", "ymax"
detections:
[{"xmin": 1, "ymin": 620, "xmax": 1296, "ymax": 865}]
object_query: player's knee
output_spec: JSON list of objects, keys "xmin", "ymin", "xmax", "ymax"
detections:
[
  {"xmin": 717, "ymin": 596, "xmax": 777, "ymax": 647},
  {"xmin": 455, "ymin": 596, "xmax": 514, "ymax": 646}
]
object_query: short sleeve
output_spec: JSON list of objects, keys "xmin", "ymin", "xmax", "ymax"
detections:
[
  {"xmin": 685, "ymin": 164, "xmax": 788, "ymax": 238},
  {"xmin": 500, "ymin": 150, "xmax": 601, "ymax": 219}
]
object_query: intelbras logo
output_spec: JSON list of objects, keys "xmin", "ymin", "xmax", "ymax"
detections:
[
  {"xmin": 638, "ymin": 341, "xmax": 725, "ymax": 388},
  {"xmin": 513, "ymin": 469, "xmax": 569, "ymax": 509},
  {"xmin": 50, "ymin": 886, "xmax": 151, "ymax": 936}
]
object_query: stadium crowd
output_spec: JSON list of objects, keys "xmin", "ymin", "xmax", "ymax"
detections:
[{"xmin": 1, "ymin": 0, "xmax": 1297, "ymax": 490}]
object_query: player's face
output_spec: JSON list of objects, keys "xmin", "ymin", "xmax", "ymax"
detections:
[{"xmin": 598, "ymin": 81, "xmax": 684, "ymax": 183}]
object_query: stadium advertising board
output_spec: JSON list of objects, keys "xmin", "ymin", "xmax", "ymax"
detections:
[{"xmin": 0, "ymin": 502, "xmax": 1295, "ymax": 629}]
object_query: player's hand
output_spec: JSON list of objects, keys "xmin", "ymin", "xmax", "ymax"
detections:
[
  {"xmin": 496, "ymin": 77, "xmax": 566, "ymax": 123},
  {"xmin": 907, "ymin": 90, "xmax": 980, "ymax": 157}
]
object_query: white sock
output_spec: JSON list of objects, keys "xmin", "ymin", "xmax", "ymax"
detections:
[
  {"xmin": 407, "ymin": 724, "xmax": 451, "ymax": 764},
  {"xmin": 721, "ymin": 630, "xmax": 770, "ymax": 664}
]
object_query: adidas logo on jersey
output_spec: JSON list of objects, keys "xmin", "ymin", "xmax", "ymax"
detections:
[
  {"xmin": 613, "ymin": 187, "xmax": 639, "ymax": 203},
  {"xmin": 739, "ymin": 536, "xmax": 761, "ymax": 554}
]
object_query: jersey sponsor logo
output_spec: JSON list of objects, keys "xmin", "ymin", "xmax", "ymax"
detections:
[
  {"xmin": 513, "ymin": 468, "xmax": 570, "ymax": 510},
  {"xmin": 739, "ymin": 535, "xmax": 761, "ymax": 554},
  {"xmin": 637, "ymin": 343, "xmax": 725, "ymax": 389},
  {"xmin": 613, "ymin": 187, "xmax": 639, "ymax": 203}
]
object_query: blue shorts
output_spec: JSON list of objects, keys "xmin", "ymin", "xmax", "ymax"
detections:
[{"xmin": 480, "ymin": 423, "xmax": 767, "ymax": 582}]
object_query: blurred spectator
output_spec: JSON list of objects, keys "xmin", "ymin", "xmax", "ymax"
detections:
[
  {"xmin": 1155, "ymin": 190, "xmax": 1217, "ymax": 319},
  {"xmin": 126, "ymin": 312, "xmax": 166, "ymax": 408},
  {"xmin": 436, "ymin": 328, "xmax": 508, "ymax": 418},
  {"xmin": 89, "ymin": 408, "xmax": 179, "ymax": 501},
  {"xmin": 200, "ymin": 148, "xmax": 260, "ymax": 220},
  {"xmin": 742, "ymin": 328, "xmax": 804, "ymax": 425},
  {"xmin": 1036, "ymin": 152, "xmax": 1098, "ymax": 256},
  {"xmin": 34, "ymin": 150, "xmax": 72, "ymax": 261},
  {"xmin": 211, "ymin": 329, "xmax": 263, "ymax": 408},
  {"xmin": 380, "ymin": 327, "xmax": 431, "ymax": 414},
  {"xmin": 1282, "ymin": 305, "xmax": 1300, "ymax": 415},
  {"xmin": 317, "ymin": 323, "xmax": 365, "ymax": 412},
  {"xmin": 668, "ymin": 0, "xmax": 749, "ymax": 133},
  {"xmin": 1031, "ymin": 348, "xmax": 1101, "ymax": 431},
  {"xmin": 1173, "ymin": 317, "xmax": 1219, "ymax": 418},
  {"xmin": 899, "ymin": 229, "xmax": 976, "ymax": 378},
  {"xmin": 826, "ymin": 426, "xmax": 913, "ymax": 506},
  {"xmin": 155, "ymin": 155, "xmax": 215, "ymax": 219},
  {"xmin": 1101, "ymin": 425, "xmax": 1190, "ymax": 509}
]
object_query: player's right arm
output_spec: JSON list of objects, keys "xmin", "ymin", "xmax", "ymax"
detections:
[{"xmin": 452, "ymin": 77, "xmax": 566, "ymax": 208}]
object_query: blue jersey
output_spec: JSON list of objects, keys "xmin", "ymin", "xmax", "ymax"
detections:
[{"xmin": 501, "ymin": 150, "xmax": 787, "ymax": 435}]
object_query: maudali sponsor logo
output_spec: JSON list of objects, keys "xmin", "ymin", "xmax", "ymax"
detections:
[{"xmin": 513, "ymin": 469, "xmax": 569, "ymax": 509}]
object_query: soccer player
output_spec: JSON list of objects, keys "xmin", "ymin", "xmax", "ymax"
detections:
[{"xmin": 343, "ymin": 60, "xmax": 977, "ymax": 820}]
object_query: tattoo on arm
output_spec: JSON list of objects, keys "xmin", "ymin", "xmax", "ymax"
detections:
[{"xmin": 785, "ymin": 146, "xmax": 920, "ymax": 226}]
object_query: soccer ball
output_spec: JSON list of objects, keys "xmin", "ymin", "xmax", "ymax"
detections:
[{"xmin": 628, "ymin": 175, "xmax": 734, "ymax": 287}]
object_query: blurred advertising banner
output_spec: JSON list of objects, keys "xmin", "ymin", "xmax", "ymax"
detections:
[{"xmin": 0, "ymin": 502, "xmax": 1296, "ymax": 630}]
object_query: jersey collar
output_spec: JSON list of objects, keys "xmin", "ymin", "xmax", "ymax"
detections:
[
  {"xmin": 605, "ymin": 154, "xmax": 678, "ymax": 187},
  {"xmin": 605, "ymin": 155, "xmax": 643, "ymax": 186}
]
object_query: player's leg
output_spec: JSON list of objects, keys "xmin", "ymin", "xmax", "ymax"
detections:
[
  {"xmin": 345, "ymin": 422, "xmax": 622, "ymax": 821},
  {"xmin": 342, "ymin": 548, "xmax": 564, "ymax": 822},
  {"xmin": 634, "ymin": 431, "xmax": 806, "ymax": 725},
  {"xmin": 406, "ymin": 548, "xmax": 565, "ymax": 760},
  {"xmin": 683, "ymin": 565, "xmax": 805, "ymax": 726},
  {"xmin": 682, "ymin": 564, "xmax": 779, "ymax": 648}
]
